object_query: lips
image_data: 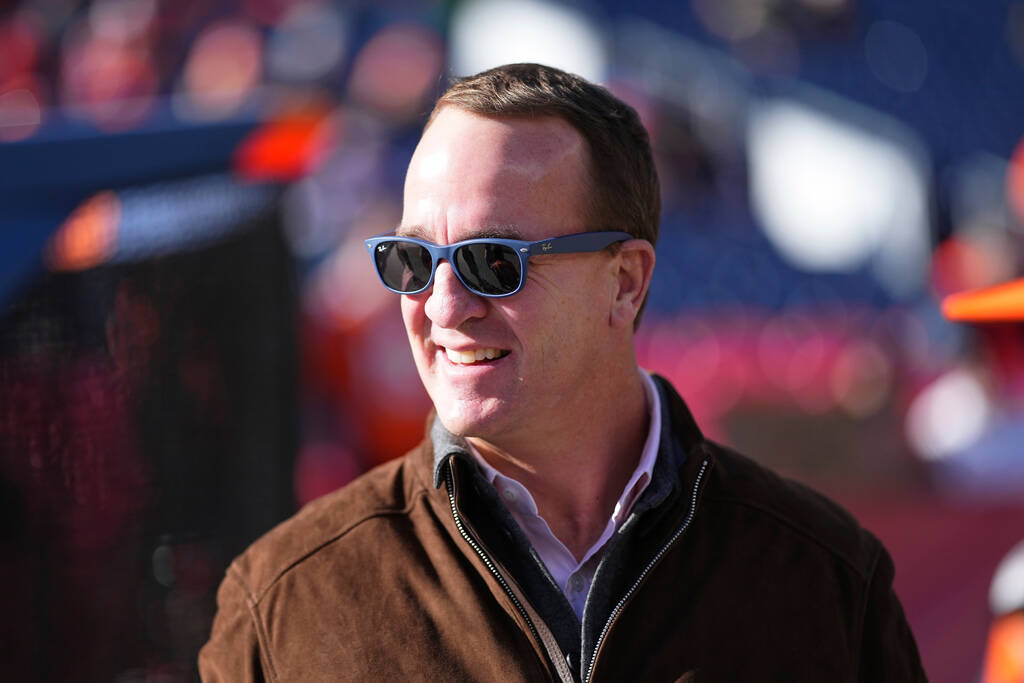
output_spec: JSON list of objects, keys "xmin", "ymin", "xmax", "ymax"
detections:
[{"xmin": 443, "ymin": 347, "xmax": 510, "ymax": 365}]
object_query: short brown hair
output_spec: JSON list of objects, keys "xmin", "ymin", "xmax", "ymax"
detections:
[{"xmin": 428, "ymin": 63, "xmax": 660, "ymax": 248}]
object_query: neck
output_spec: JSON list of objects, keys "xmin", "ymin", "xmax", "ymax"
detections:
[{"xmin": 469, "ymin": 366, "xmax": 651, "ymax": 561}]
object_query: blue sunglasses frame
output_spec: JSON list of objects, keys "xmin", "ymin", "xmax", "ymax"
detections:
[{"xmin": 365, "ymin": 230, "xmax": 634, "ymax": 298}]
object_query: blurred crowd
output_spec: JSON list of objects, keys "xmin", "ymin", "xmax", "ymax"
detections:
[{"xmin": 2, "ymin": 0, "xmax": 1024, "ymax": 681}]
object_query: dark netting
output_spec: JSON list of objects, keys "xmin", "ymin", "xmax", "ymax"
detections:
[{"xmin": 0, "ymin": 203, "xmax": 297, "ymax": 681}]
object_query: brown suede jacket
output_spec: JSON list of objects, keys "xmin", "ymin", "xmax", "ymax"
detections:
[{"xmin": 199, "ymin": 377, "xmax": 927, "ymax": 682}]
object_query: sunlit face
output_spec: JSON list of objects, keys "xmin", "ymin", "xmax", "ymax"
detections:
[{"xmin": 398, "ymin": 107, "xmax": 620, "ymax": 443}]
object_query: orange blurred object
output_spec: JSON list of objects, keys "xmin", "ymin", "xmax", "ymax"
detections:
[
  {"xmin": 45, "ymin": 192, "xmax": 120, "ymax": 271},
  {"xmin": 234, "ymin": 108, "xmax": 336, "ymax": 181},
  {"xmin": 942, "ymin": 278, "xmax": 1024, "ymax": 323},
  {"xmin": 982, "ymin": 612, "xmax": 1024, "ymax": 683}
]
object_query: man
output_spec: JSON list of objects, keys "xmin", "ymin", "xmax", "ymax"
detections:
[{"xmin": 200, "ymin": 63, "xmax": 925, "ymax": 681}]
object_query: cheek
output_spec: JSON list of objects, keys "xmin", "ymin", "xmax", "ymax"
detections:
[
  {"xmin": 526, "ymin": 269, "xmax": 611, "ymax": 330},
  {"xmin": 400, "ymin": 296, "xmax": 428, "ymax": 347},
  {"xmin": 494, "ymin": 290, "xmax": 586, "ymax": 355}
]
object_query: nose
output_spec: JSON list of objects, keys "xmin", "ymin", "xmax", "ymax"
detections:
[{"xmin": 423, "ymin": 260, "xmax": 488, "ymax": 328}]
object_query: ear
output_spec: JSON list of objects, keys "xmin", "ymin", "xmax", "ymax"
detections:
[{"xmin": 609, "ymin": 239, "xmax": 655, "ymax": 329}]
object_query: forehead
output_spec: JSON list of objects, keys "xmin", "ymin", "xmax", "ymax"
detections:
[
  {"xmin": 401, "ymin": 107, "xmax": 590, "ymax": 241},
  {"xmin": 420, "ymin": 107, "xmax": 584, "ymax": 172}
]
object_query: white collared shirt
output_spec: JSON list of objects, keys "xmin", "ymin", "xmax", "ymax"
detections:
[{"xmin": 470, "ymin": 370, "xmax": 662, "ymax": 619}]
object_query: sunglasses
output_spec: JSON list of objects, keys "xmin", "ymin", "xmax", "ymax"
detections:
[{"xmin": 365, "ymin": 231, "xmax": 634, "ymax": 298}]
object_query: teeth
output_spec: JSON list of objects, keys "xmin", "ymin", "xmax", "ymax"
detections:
[{"xmin": 445, "ymin": 348, "xmax": 505, "ymax": 364}]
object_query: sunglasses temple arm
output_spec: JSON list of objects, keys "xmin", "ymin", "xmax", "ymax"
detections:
[{"xmin": 528, "ymin": 231, "xmax": 633, "ymax": 256}]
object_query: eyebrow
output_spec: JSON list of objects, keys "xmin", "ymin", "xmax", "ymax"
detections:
[
  {"xmin": 394, "ymin": 225, "xmax": 526, "ymax": 241},
  {"xmin": 394, "ymin": 225, "xmax": 428, "ymax": 239}
]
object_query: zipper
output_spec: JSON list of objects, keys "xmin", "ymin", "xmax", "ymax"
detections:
[
  {"xmin": 444, "ymin": 461, "xmax": 575, "ymax": 683},
  {"xmin": 583, "ymin": 457, "xmax": 710, "ymax": 683}
]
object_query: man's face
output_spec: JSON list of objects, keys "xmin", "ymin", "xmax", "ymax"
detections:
[{"xmin": 398, "ymin": 107, "xmax": 619, "ymax": 443}]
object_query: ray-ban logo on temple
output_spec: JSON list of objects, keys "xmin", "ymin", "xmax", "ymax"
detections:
[{"xmin": 365, "ymin": 231, "xmax": 633, "ymax": 298}]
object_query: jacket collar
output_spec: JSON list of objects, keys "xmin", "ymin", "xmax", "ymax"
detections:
[{"xmin": 431, "ymin": 415, "xmax": 474, "ymax": 489}]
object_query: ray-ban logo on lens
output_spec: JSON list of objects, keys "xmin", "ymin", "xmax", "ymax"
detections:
[{"xmin": 542, "ymin": 242, "xmax": 553, "ymax": 251}]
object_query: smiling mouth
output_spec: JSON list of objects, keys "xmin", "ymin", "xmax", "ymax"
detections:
[{"xmin": 443, "ymin": 347, "xmax": 511, "ymax": 365}]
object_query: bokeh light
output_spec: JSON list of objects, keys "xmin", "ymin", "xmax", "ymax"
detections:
[
  {"xmin": 990, "ymin": 540, "xmax": 1024, "ymax": 616},
  {"xmin": 450, "ymin": 0, "xmax": 606, "ymax": 80},
  {"xmin": 266, "ymin": 3, "xmax": 348, "ymax": 84},
  {"xmin": 346, "ymin": 23, "xmax": 443, "ymax": 119},
  {"xmin": 748, "ymin": 96, "xmax": 930, "ymax": 296},
  {"xmin": 45, "ymin": 191, "xmax": 121, "ymax": 272},
  {"xmin": 0, "ymin": 11, "xmax": 42, "ymax": 83},
  {"xmin": 1008, "ymin": 137, "xmax": 1024, "ymax": 227},
  {"xmin": 906, "ymin": 368, "xmax": 991, "ymax": 462},
  {"xmin": 830, "ymin": 339, "xmax": 893, "ymax": 418},
  {"xmin": 0, "ymin": 82, "xmax": 44, "ymax": 141},
  {"xmin": 59, "ymin": 17, "xmax": 158, "ymax": 130},
  {"xmin": 88, "ymin": 0, "xmax": 157, "ymax": 43},
  {"xmin": 178, "ymin": 20, "xmax": 263, "ymax": 120}
]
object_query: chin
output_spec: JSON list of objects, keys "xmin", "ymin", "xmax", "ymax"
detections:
[{"xmin": 433, "ymin": 395, "xmax": 510, "ymax": 440}]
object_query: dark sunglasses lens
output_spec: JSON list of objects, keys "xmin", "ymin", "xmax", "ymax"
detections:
[
  {"xmin": 374, "ymin": 241, "xmax": 433, "ymax": 293},
  {"xmin": 454, "ymin": 243, "xmax": 522, "ymax": 295}
]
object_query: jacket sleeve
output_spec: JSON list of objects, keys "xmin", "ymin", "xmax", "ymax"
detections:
[
  {"xmin": 858, "ymin": 544, "xmax": 929, "ymax": 682},
  {"xmin": 198, "ymin": 569, "xmax": 270, "ymax": 682}
]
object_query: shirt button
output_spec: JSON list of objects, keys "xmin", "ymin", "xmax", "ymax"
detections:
[
  {"xmin": 570, "ymin": 575, "xmax": 584, "ymax": 592},
  {"xmin": 501, "ymin": 487, "xmax": 518, "ymax": 503}
]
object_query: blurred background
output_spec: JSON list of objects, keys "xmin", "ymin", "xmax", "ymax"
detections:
[{"xmin": 1, "ymin": 0, "xmax": 1023, "ymax": 680}]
